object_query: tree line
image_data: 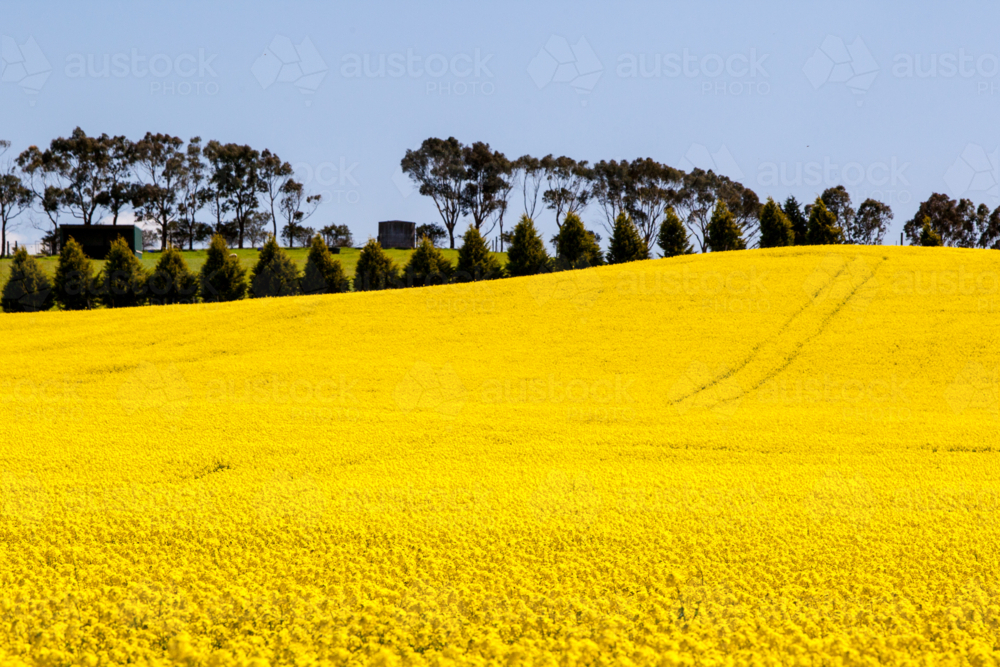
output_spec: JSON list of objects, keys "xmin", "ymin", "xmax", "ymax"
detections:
[
  {"xmin": 2, "ymin": 191, "xmax": 997, "ymax": 313},
  {"xmin": 0, "ymin": 129, "xmax": 355, "ymax": 258},
  {"xmin": 4, "ymin": 129, "xmax": 999, "ymax": 260},
  {"xmin": 400, "ymin": 136, "xmax": 1000, "ymax": 252},
  {"xmin": 0, "ymin": 210, "xmax": 595, "ymax": 312}
]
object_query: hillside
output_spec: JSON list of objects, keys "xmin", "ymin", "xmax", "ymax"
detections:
[{"xmin": 2, "ymin": 245, "xmax": 999, "ymax": 665}]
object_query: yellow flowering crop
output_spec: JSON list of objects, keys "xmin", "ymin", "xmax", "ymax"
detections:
[{"xmin": 1, "ymin": 245, "xmax": 999, "ymax": 666}]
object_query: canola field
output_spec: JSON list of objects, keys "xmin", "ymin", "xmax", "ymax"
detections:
[{"xmin": 1, "ymin": 245, "xmax": 999, "ymax": 666}]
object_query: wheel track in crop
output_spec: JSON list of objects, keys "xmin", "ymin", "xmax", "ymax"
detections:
[
  {"xmin": 670, "ymin": 259, "xmax": 850, "ymax": 405},
  {"xmin": 672, "ymin": 256, "xmax": 885, "ymax": 410}
]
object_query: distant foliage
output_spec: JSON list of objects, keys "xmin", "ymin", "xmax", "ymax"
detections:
[
  {"xmin": 782, "ymin": 196, "xmax": 809, "ymax": 246},
  {"xmin": 806, "ymin": 198, "xmax": 845, "ymax": 245},
  {"xmin": 554, "ymin": 212, "xmax": 603, "ymax": 268},
  {"xmin": 904, "ymin": 192, "xmax": 1000, "ymax": 248},
  {"xmin": 415, "ymin": 223, "xmax": 447, "ymax": 248},
  {"xmin": 250, "ymin": 236, "xmax": 300, "ymax": 298},
  {"xmin": 97, "ymin": 236, "xmax": 150, "ymax": 308},
  {"xmin": 199, "ymin": 234, "xmax": 247, "ymax": 302},
  {"xmin": 758, "ymin": 198, "xmax": 794, "ymax": 248},
  {"xmin": 354, "ymin": 239, "xmax": 400, "ymax": 291},
  {"xmin": 1, "ymin": 247, "xmax": 53, "ymax": 313},
  {"xmin": 148, "ymin": 246, "xmax": 199, "ymax": 305},
  {"xmin": 657, "ymin": 208, "xmax": 693, "ymax": 258},
  {"xmin": 706, "ymin": 201, "xmax": 746, "ymax": 252},
  {"xmin": 505, "ymin": 215, "xmax": 550, "ymax": 277},
  {"xmin": 320, "ymin": 224, "xmax": 354, "ymax": 248},
  {"xmin": 53, "ymin": 237, "xmax": 95, "ymax": 311},
  {"xmin": 404, "ymin": 236, "xmax": 454, "ymax": 287},
  {"xmin": 606, "ymin": 212, "xmax": 649, "ymax": 264},
  {"xmin": 301, "ymin": 235, "xmax": 350, "ymax": 295},
  {"xmin": 847, "ymin": 199, "xmax": 893, "ymax": 246},
  {"xmin": 455, "ymin": 226, "xmax": 502, "ymax": 282},
  {"xmin": 920, "ymin": 217, "xmax": 943, "ymax": 246}
]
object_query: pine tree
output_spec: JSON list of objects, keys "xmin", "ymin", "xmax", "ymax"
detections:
[
  {"xmin": 758, "ymin": 198, "xmax": 795, "ymax": 248},
  {"xmin": 554, "ymin": 212, "xmax": 604, "ymax": 268},
  {"xmin": 403, "ymin": 235, "xmax": 454, "ymax": 287},
  {"xmin": 97, "ymin": 236, "xmax": 150, "ymax": 308},
  {"xmin": 656, "ymin": 208, "xmax": 693, "ymax": 258},
  {"xmin": 706, "ymin": 201, "xmax": 747, "ymax": 252},
  {"xmin": 455, "ymin": 225, "xmax": 502, "ymax": 282},
  {"xmin": 920, "ymin": 217, "xmax": 943, "ymax": 247},
  {"xmin": 505, "ymin": 215, "xmax": 550, "ymax": 277},
  {"xmin": 806, "ymin": 198, "xmax": 845, "ymax": 245},
  {"xmin": 250, "ymin": 235, "xmax": 300, "ymax": 298},
  {"xmin": 1, "ymin": 247, "xmax": 54, "ymax": 313},
  {"xmin": 53, "ymin": 236, "xmax": 95, "ymax": 311},
  {"xmin": 354, "ymin": 239, "xmax": 400, "ymax": 291},
  {"xmin": 782, "ymin": 196, "xmax": 808, "ymax": 246},
  {"xmin": 301, "ymin": 234, "xmax": 350, "ymax": 294},
  {"xmin": 148, "ymin": 245, "xmax": 199, "ymax": 305},
  {"xmin": 606, "ymin": 212, "xmax": 649, "ymax": 264},
  {"xmin": 199, "ymin": 233, "xmax": 247, "ymax": 302}
]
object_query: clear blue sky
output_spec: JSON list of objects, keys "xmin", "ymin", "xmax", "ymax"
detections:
[{"xmin": 3, "ymin": 0, "xmax": 999, "ymax": 248}]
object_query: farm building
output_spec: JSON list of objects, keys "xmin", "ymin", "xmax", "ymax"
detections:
[
  {"xmin": 377, "ymin": 220, "xmax": 416, "ymax": 249},
  {"xmin": 59, "ymin": 225, "xmax": 143, "ymax": 259}
]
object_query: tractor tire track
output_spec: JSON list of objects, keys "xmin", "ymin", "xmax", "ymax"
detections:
[
  {"xmin": 670, "ymin": 260, "xmax": 852, "ymax": 406},
  {"xmin": 714, "ymin": 258, "xmax": 885, "ymax": 407}
]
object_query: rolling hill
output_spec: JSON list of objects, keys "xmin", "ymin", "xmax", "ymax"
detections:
[{"xmin": 1, "ymin": 245, "xmax": 999, "ymax": 665}]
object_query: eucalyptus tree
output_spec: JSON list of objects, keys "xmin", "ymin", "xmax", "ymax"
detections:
[
  {"xmin": 0, "ymin": 141, "xmax": 34, "ymax": 257},
  {"xmin": 848, "ymin": 199, "xmax": 893, "ymax": 245},
  {"xmin": 400, "ymin": 136, "xmax": 468, "ymax": 249},
  {"xmin": 515, "ymin": 154, "xmax": 544, "ymax": 220},
  {"xmin": 278, "ymin": 179, "xmax": 322, "ymax": 248},
  {"xmin": 16, "ymin": 127, "xmax": 111, "ymax": 227},
  {"xmin": 590, "ymin": 159, "xmax": 631, "ymax": 230},
  {"xmin": 99, "ymin": 134, "xmax": 137, "ymax": 226},
  {"xmin": 175, "ymin": 137, "xmax": 211, "ymax": 250},
  {"xmin": 462, "ymin": 141, "xmax": 511, "ymax": 233},
  {"xmin": 133, "ymin": 132, "xmax": 186, "ymax": 250},
  {"xmin": 541, "ymin": 155, "xmax": 591, "ymax": 227},
  {"xmin": 205, "ymin": 141, "xmax": 261, "ymax": 249},
  {"xmin": 626, "ymin": 158, "xmax": 684, "ymax": 248},
  {"xmin": 675, "ymin": 168, "xmax": 760, "ymax": 251},
  {"xmin": 257, "ymin": 149, "xmax": 293, "ymax": 238}
]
